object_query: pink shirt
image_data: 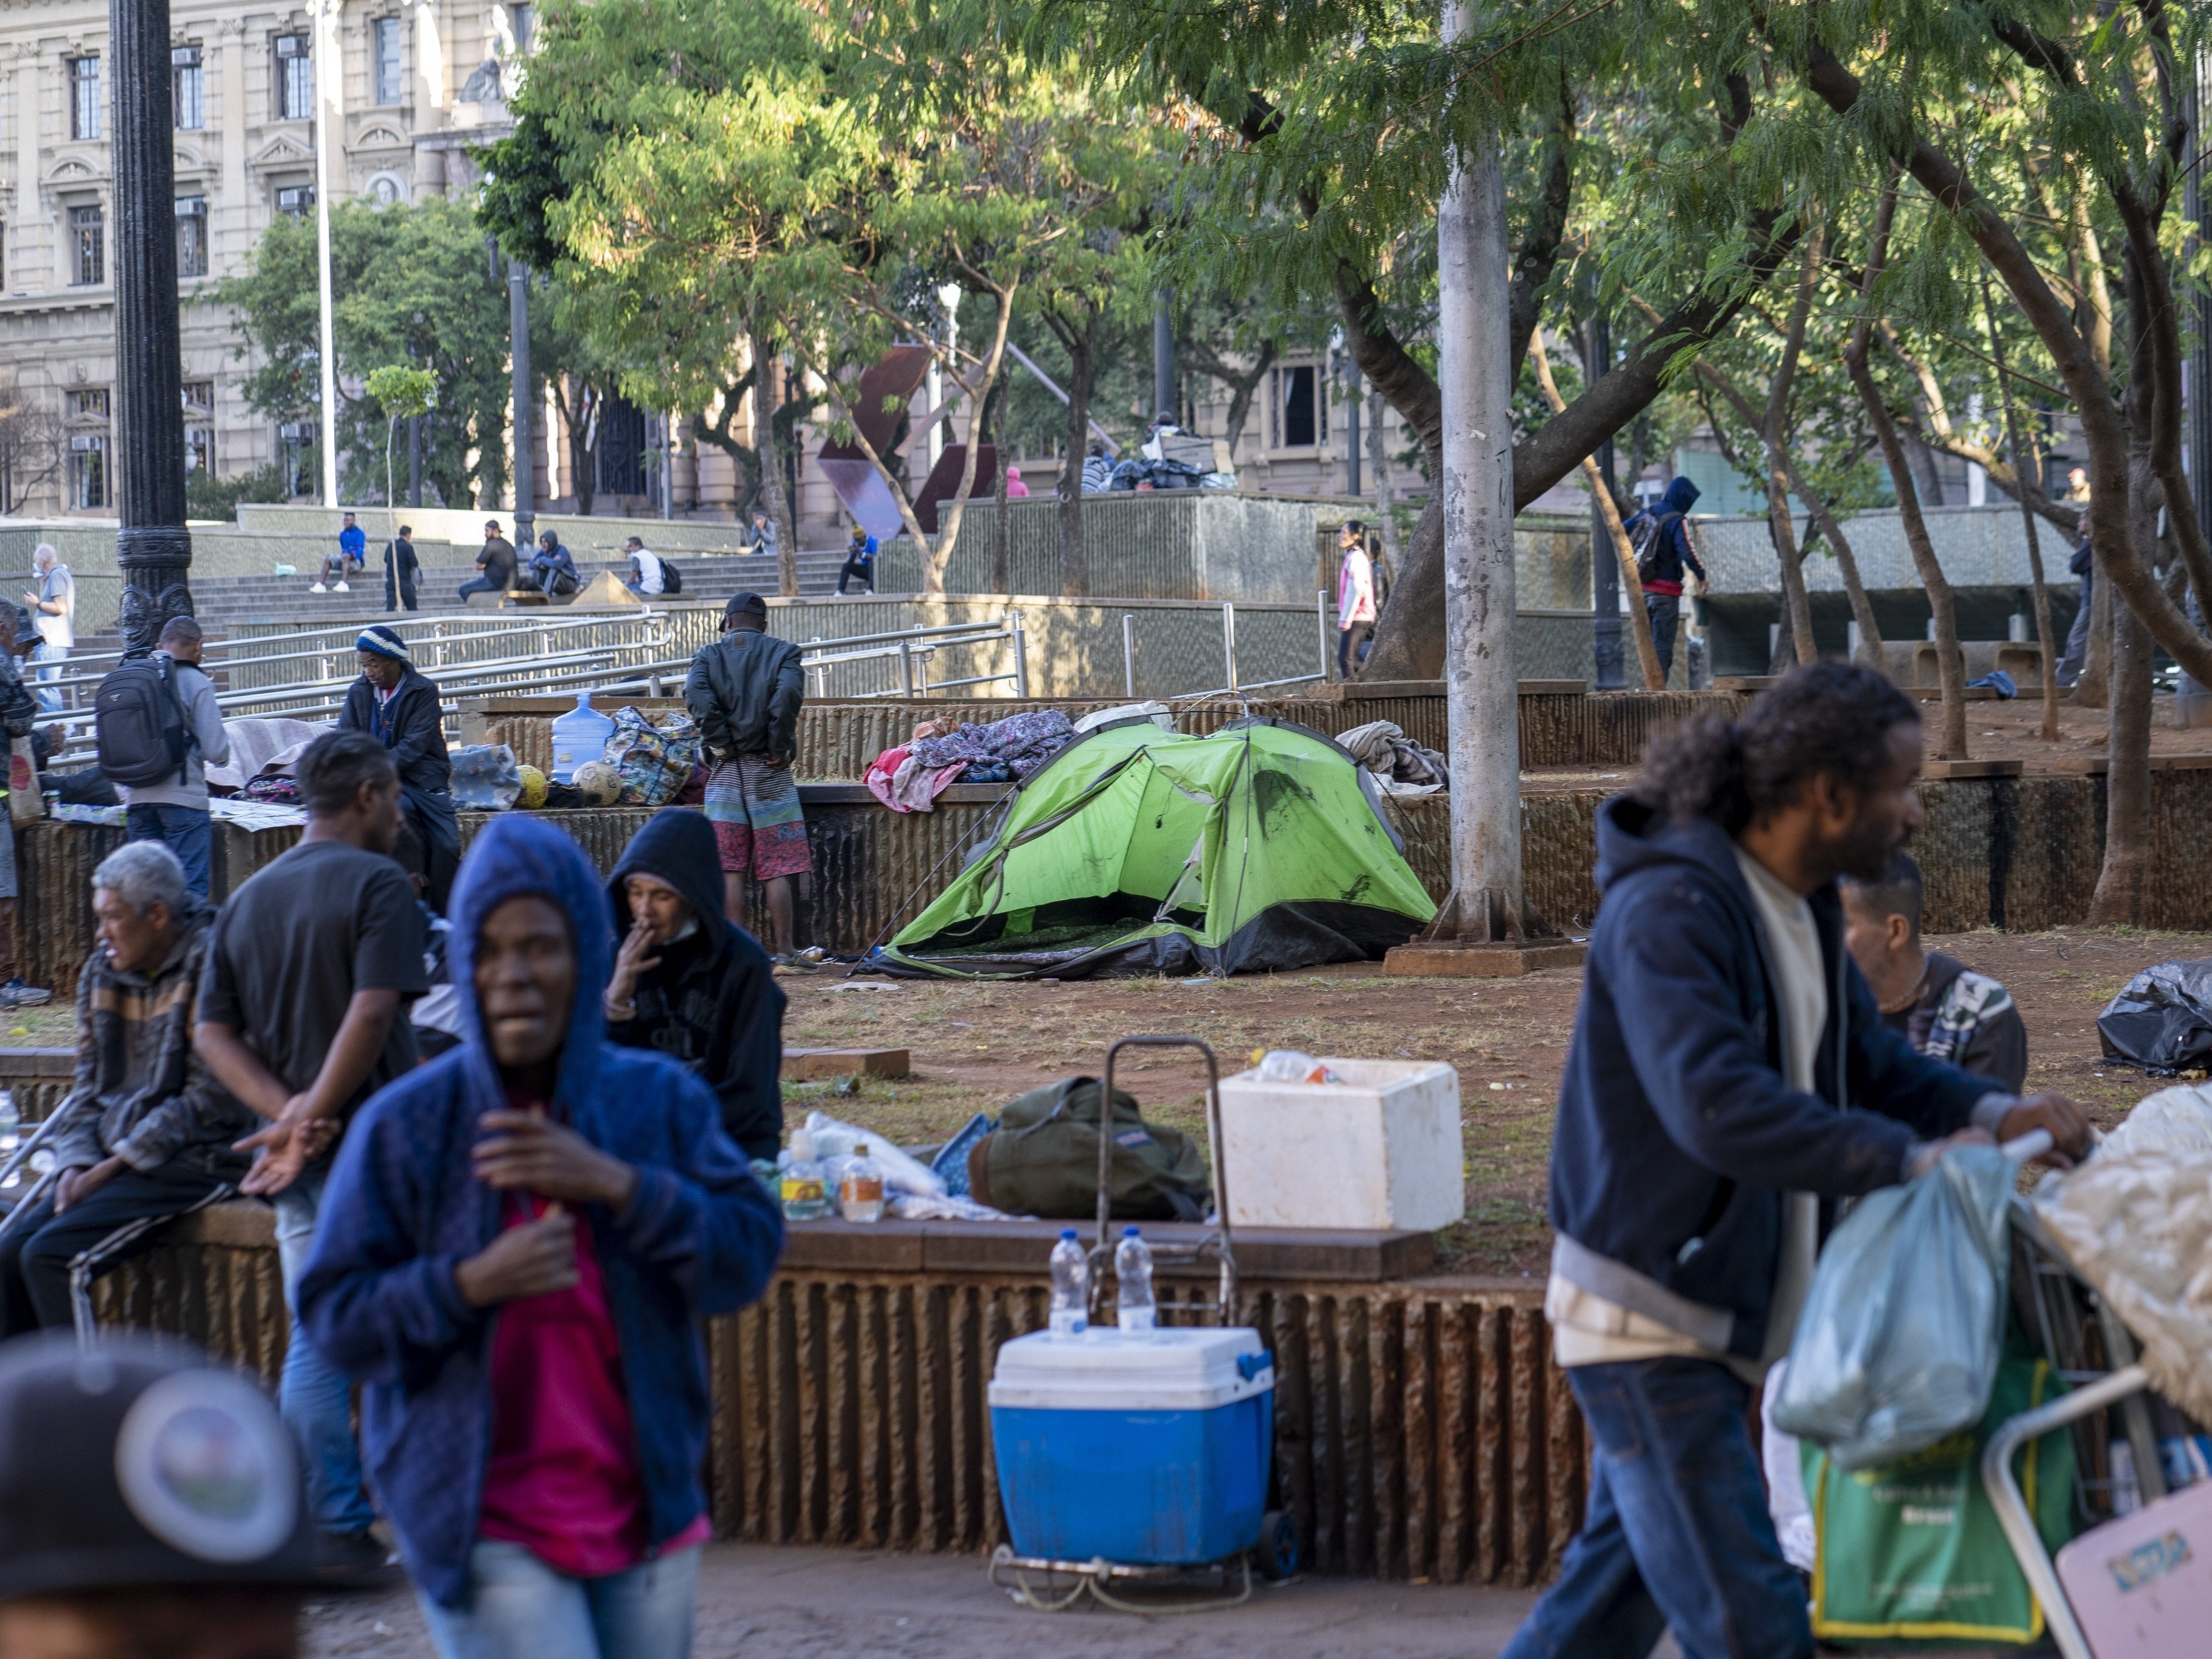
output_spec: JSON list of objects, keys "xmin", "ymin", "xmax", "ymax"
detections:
[{"xmin": 476, "ymin": 1170, "xmax": 709, "ymax": 1576}]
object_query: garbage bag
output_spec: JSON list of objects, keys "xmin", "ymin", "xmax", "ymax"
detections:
[
  {"xmin": 2031, "ymin": 1145, "xmax": 2212, "ymax": 1426},
  {"xmin": 2099, "ymin": 1083, "xmax": 2212, "ymax": 1157},
  {"xmin": 801, "ymin": 1109, "xmax": 945, "ymax": 1198},
  {"xmin": 2096, "ymin": 958, "xmax": 2212, "ymax": 1073},
  {"xmin": 1769, "ymin": 1145, "xmax": 2014, "ymax": 1470}
]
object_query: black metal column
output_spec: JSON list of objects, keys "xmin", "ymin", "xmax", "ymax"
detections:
[
  {"xmin": 110, "ymin": 0, "xmax": 192, "ymax": 649},
  {"xmin": 1587, "ymin": 314, "xmax": 1623, "ymax": 688},
  {"xmin": 509, "ymin": 259, "xmax": 534, "ymax": 548},
  {"xmin": 2189, "ymin": 59, "xmax": 2212, "ymax": 547}
]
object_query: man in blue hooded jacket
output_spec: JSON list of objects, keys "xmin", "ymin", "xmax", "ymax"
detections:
[
  {"xmin": 1622, "ymin": 475, "xmax": 1706, "ymax": 682},
  {"xmin": 1499, "ymin": 663, "xmax": 2088, "ymax": 1659},
  {"xmin": 298, "ymin": 816, "xmax": 784, "ymax": 1659}
]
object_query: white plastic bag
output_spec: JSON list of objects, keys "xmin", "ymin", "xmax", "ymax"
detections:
[
  {"xmin": 802, "ymin": 1109, "xmax": 945, "ymax": 1198},
  {"xmin": 1768, "ymin": 1145, "xmax": 2014, "ymax": 1470}
]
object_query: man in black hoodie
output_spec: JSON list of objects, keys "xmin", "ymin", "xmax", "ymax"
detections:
[
  {"xmin": 1499, "ymin": 663, "xmax": 2089, "ymax": 1659},
  {"xmin": 1621, "ymin": 474, "xmax": 1707, "ymax": 682},
  {"xmin": 603, "ymin": 808, "xmax": 786, "ymax": 1158}
]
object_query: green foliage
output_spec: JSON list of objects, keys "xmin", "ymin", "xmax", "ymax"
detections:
[
  {"xmin": 220, "ymin": 197, "xmax": 517, "ymax": 509},
  {"xmin": 184, "ymin": 461, "xmax": 290, "ymax": 523},
  {"xmin": 365, "ymin": 365, "xmax": 438, "ymax": 421}
]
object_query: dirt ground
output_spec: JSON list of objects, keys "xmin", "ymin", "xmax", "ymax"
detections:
[{"xmin": 786, "ymin": 925, "xmax": 2207, "ymax": 1276}]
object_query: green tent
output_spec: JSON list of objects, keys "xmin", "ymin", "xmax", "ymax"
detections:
[{"xmin": 876, "ymin": 716, "xmax": 1437, "ymax": 979}]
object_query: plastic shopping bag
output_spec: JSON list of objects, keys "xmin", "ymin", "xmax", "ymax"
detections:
[
  {"xmin": 1769, "ymin": 1144, "xmax": 2014, "ymax": 1470},
  {"xmin": 1804, "ymin": 1352, "xmax": 2075, "ymax": 1644}
]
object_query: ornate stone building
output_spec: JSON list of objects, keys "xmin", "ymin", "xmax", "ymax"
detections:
[{"xmin": 0, "ymin": 0, "xmax": 523, "ymax": 516}]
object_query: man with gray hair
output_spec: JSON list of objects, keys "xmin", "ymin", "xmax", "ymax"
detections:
[
  {"xmin": 117, "ymin": 615, "xmax": 230, "ymax": 898},
  {"xmin": 21, "ymin": 543, "xmax": 72, "ymax": 716},
  {"xmin": 0, "ymin": 840, "xmax": 251, "ymax": 1337}
]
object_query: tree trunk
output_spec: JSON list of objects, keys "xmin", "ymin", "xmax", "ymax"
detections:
[
  {"xmin": 1980, "ymin": 273, "xmax": 2060, "ymax": 738},
  {"xmin": 747, "ymin": 327, "xmax": 801, "ymax": 598},
  {"xmin": 2073, "ymin": 566, "xmax": 2112, "ymax": 707},
  {"xmin": 1843, "ymin": 182, "xmax": 1965, "ymax": 756},
  {"xmin": 1362, "ymin": 494, "xmax": 1443, "ymax": 680},
  {"xmin": 1431, "ymin": 5, "xmax": 1528, "ymax": 941},
  {"xmin": 920, "ymin": 285, "xmax": 1015, "ymax": 593},
  {"xmin": 2091, "ymin": 588, "xmax": 2154, "ymax": 922},
  {"xmin": 1767, "ymin": 469, "xmax": 1819, "ymax": 667},
  {"xmin": 1763, "ymin": 223, "xmax": 1824, "ymax": 669},
  {"xmin": 1055, "ymin": 310, "xmax": 1096, "ymax": 598},
  {"xmin": 1368, "ymin": 388, "xmax": 1400, "ymax": 588},
  {"xmin": 984, "ymin": 369, "xmax": 1010, "ymax": 595}
]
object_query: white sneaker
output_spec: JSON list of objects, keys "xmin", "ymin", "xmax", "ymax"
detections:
[
  {"xmin": 310, "ymin": 582, "xmax": 327, "ymax": 592},
  {"xmin": 334, "ymin": 581, "xmax": 350, "ymax": 592}
]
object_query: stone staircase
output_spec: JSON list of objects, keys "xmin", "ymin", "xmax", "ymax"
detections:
[{"xmin": 181, "ymin": 550, "xmax": 861, "ymax": 626}]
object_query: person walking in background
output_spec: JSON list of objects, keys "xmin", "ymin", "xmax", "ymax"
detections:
[
  {"xmin": 835, "ymin": 524, "xmax": 877, "ymax": 596},
  {"xmin": 194, "ymin": 730, "xmax": 427, "ymax": 1584},
  {"xmin": 117, "ymin": 616, "xmax": 229, "ymax": 898},
  {"xmin": 686, "ymin": 593, "xmax": 811, "ymax": 962},
  {"xmin": 337, "ymin": 625, "xmax": 458, "ymax": 911},
  {"xmin": 604, "ymin": 809, "xmax": 786, "ymax": 1159},
  {"xmin": 526, "ymin": 531, "xmax": 581, "ymax": 598},
  {"xmin": 299, "ymin": 815, "xmax": 784, "ymax": 1659},
  {"xmin": 0, "ymin": 606, "xmax": 48, "ymax": 1010},
  {"xmin": 1004, "ymin": 464, "xmax": 1031, "ymax": 499},
  {"xmin": 2058, "ymin": 469, "xmax": 2095, "ymax": 687},
  {"xmin": 1335, "ymin": 519, "xmax": 1376, "ymax": 679},
  {"xmin": 1842, "ymin": 853, "xmax": 2028, "ymax": 1092},
  {"xmin": 625, "ymin": 535, "xmax": 667, "ymax": 596},
  {"xmin": 23, "ymin": 543, "xmax": 72, "ymax": 716},
  {"xmin": 461, "ymin": 520, "xmax": 518, "ymax": 604},
  {"xmin": 385, "ymin": 524, "xmax": 421, "ymax": 613},
  {"xmin": 1622, "ymin": 475, "xmax": 1706, "ymax": 683},
  {"xmin": 315, "ymin": 514, "xmax": 367, "ymax": 593},
  {"xmin": 1497, "ymin": 663, "xmax": 2089, "ymax": 1659},
  {"xmin": 0, "ymin": 842, "xmax": 251, "ymax": 1337}
]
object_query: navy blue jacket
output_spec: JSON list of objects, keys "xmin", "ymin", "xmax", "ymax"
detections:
[
  {"xmin": 1550, "ymin": 796, "xmax": 2000, "ymax": 1359},
  {"xmin": 1626, "ymin": 475, "xmax": 1707, "ymax": 588},
  {"xmin": 299, "ymin": 815, "xmax": 784, "ymax": 1607}
]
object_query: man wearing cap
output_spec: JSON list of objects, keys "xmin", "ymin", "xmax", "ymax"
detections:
[
  {"xmin": 684, "ymin": 594, "xmax": 810, "ymax": 961},
  {"xmin": 0, "ymin": 1332, "xmax": 325, "ymax": 1654},
  {"xmin": 461, "ymin": 521, "xmax": 518, "ymax": 604},
  {"xmin": 336, "ymin": 625, "xmax": 458, "ymax": 911}
]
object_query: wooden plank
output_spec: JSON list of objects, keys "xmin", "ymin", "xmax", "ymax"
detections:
[{"xmin": 782, "ymin": 1047, "xmax": 911, "ymax": 1080}]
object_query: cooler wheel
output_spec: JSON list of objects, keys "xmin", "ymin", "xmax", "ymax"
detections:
[{"xmin": 1255, "ymin": 1509, "xmax": 1300, "ymax": 1580}]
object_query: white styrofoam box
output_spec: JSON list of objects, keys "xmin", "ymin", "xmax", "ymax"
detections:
[
  {"xmin": 989, "ymin": 1326, "xmax": 1273, "ymax": 1411},
  {"xmin": 1217, "ymin": 1059, "xmax": 1463, "ymax": 1231},
  {"xmin": 2056, "ymin": 1475, "xmax": 2212, "ymax": 1654}
]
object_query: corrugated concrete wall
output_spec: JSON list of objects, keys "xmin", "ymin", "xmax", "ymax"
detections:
[{"xmin": 89, "ymin": 1211, "xmax": 1575, "ymax": 1587}]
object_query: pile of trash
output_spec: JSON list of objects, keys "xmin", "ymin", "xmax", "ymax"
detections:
[
  {"xmin": 867, "ymin": 709, "xmax": 1076, "ymax": 812},
  {"xmin": 1337, "ymin": 719, "xmax": 1449, "ymax": 798},
  {"xmin": 2096, "ymin": 957, "xmax": 2212, "ymax": 1073}
]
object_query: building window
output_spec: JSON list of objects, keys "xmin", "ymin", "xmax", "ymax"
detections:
[
  {"xmin": 274, "ymin": 35, "xmax": 312, "ymax": 121},
  {"xmin": 68, "ymin": 57, "xmax": 100, "ymax": 141},
  {"xmin": 70, "ymin": 435, "xmax": 107, "ymax": 509},
  {"xmin": 69, "ymin": 389, "xmax": 110, "ymax": 419},
  {"xmin": 181, "ymin": 381, "xmax": 214, "ymax": 413},
  {"xmin": 509, "ymin": 4, "xmax": 534, "ymax": 54},
  {"xmin": 173, "ymin": 46, "xmax": 205, "ymax": 129},
  {"xmin": 185, "ymin": 426, "xmax": 214, "ymax": 475},
  {"xmin": 70, "ymin": 206, "xmax": 104, "ymax": 286},
  {"xmin": 275, "ymin": 184, "xmax": 313, "ymax": 217},
  {"xmin": 1271, "ymin": 364, "xmax": 1326, "ymax": 449},
  {"xmin": 176, "ymin": 197, "xmax": 209, "ymax": 278},
  {"xmin": 372, "ymin": 18, "xmax": 404, "ymax": 104}
]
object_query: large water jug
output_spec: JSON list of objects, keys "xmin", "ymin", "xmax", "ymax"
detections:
[{"xmin": 549, "ymin": 691, "xmax": 615, "ymax": 783}]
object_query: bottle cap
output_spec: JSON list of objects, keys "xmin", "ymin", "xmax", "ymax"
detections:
[
  {"xmin": 855, "ymin": 1144, "xmax": 870, "ymax": 1156},
  {"xmin": 1059, "ymin": 1228, "xmax": 1078, "ymax": 1241},
  {"xmin": 1122, "ymin": 1226, "xmax": 1140, "ymax": 1237}
]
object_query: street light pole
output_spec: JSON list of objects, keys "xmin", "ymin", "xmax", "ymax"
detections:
[
  {"xmin": 312, "ymin": 0, "xmax": 340, "ymax": 510},
  {"xmin": 509, "ymin": 259, "xmax": 534, "ymax": 550},
  {"xmin": 110, "ymin": 0, "xmax": 193, "ymax": 648}
]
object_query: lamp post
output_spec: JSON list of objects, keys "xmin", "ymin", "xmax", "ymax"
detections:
[
  {"xmin": 109, "ymin": 0, "xmax": 192, "ymax": 649},
  {"xmin": 508, "ymin": 257, "xmax": 534, "ymax": 549},
  {"xmin": 312, "ymin": 0, "xmax": 340, "ymax": 510}
]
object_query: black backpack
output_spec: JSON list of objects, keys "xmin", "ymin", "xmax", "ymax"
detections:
[
  {"xmin": 94, "ymin": 654, "xmax": 193, "ymax": 787},
  {"xmin": 659, "ymin": 557, "xmax": 682, "ymax": 595},
  {"xmin": 1629, "ymin": 510, "xmax": 1682, "ymax": 584}
]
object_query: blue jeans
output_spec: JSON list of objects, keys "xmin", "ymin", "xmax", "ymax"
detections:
[
  {"xmin": 416, "ymin": 1540, "xmax": 701, "ymax": 1659},
  {"xmin": 458, "ymin": 576, "xmax": 502, "ymax": 603},
  {"xmin": 1644, "ymin": 593, "xmax": 1681, "ymax": 683},
  {"xmin": 274, "ymin": 1164, "xmax": 377, "ymax": 1535},
  {"xmin": 125, "ymin": 803, "xmax": 212, "ymax": 896},
  {"xmin": 1499, "ymin": 1358, "xmax": 1811, "ymax": 1659},
  {"xmin": 30, "ymin": 643, "xmax": 66, "ymax": 715}
]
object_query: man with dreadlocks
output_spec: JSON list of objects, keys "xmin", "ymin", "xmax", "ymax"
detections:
[{"xmin": 1499, "ymin": 662, "xmax": 2090, "ymax": 1659}]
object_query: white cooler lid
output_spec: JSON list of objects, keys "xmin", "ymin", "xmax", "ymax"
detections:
[{"xmin": 989, "ymin": 1327, "xmax": 1274, "ymax": 1412}]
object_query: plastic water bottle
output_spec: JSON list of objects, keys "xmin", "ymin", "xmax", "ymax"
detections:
[
  {"xmin": 778, "ymin": 1128, "xmax": 829, "ymax": 1221},
  {"xmin": 1255, "ymin": 1050, "xmax": 1342, "ymax": 1084},
  {"xmin": 1115, "ymin": 1226, "xmax": 1157, "ymax": 1335},
  {"xmin": 1048, "ymin": 1229, "xmax": 1089, "ymax": 1336},
  {"xmin": 838, "ymin": 1143, "xmax": 886, "ymax": 1223}
]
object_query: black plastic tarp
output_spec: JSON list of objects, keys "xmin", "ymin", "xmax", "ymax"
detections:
[{"xmin": 2097, "ymin": 959, "xmax": 2212, "ymax": 1074}]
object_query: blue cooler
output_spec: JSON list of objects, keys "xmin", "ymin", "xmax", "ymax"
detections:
[{"xmin": 989, "ymin": 1327, "xmax": 1275, "ymax": 1565}]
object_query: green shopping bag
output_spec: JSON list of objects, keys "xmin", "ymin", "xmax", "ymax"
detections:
[{"xmin": 1804, "ymin": 1355, "xmax": 2075, "ymax": 1647}]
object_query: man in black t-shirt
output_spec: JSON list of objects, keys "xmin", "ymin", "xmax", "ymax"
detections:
[
  {"xmin": 195, "ymin": 730, "xmax": 427, "ymax": 1582},
  {"xmin": 459, "ymin": 519, "xmax": 517, "ymax": 604}
]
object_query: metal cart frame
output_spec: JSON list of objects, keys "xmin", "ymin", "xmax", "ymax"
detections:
[{"xmin": 989, "ymin": 1033, "xmax": 1297, "ymax": 1613}]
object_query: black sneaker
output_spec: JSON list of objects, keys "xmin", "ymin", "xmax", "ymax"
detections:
[
  {"xmin": 1, "ymin": 979, "xmax": 51, "ymax": 1010},
  {"xmin": 312, "ymin": 1529, "xmax": 401, "ymax": 1587}
]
